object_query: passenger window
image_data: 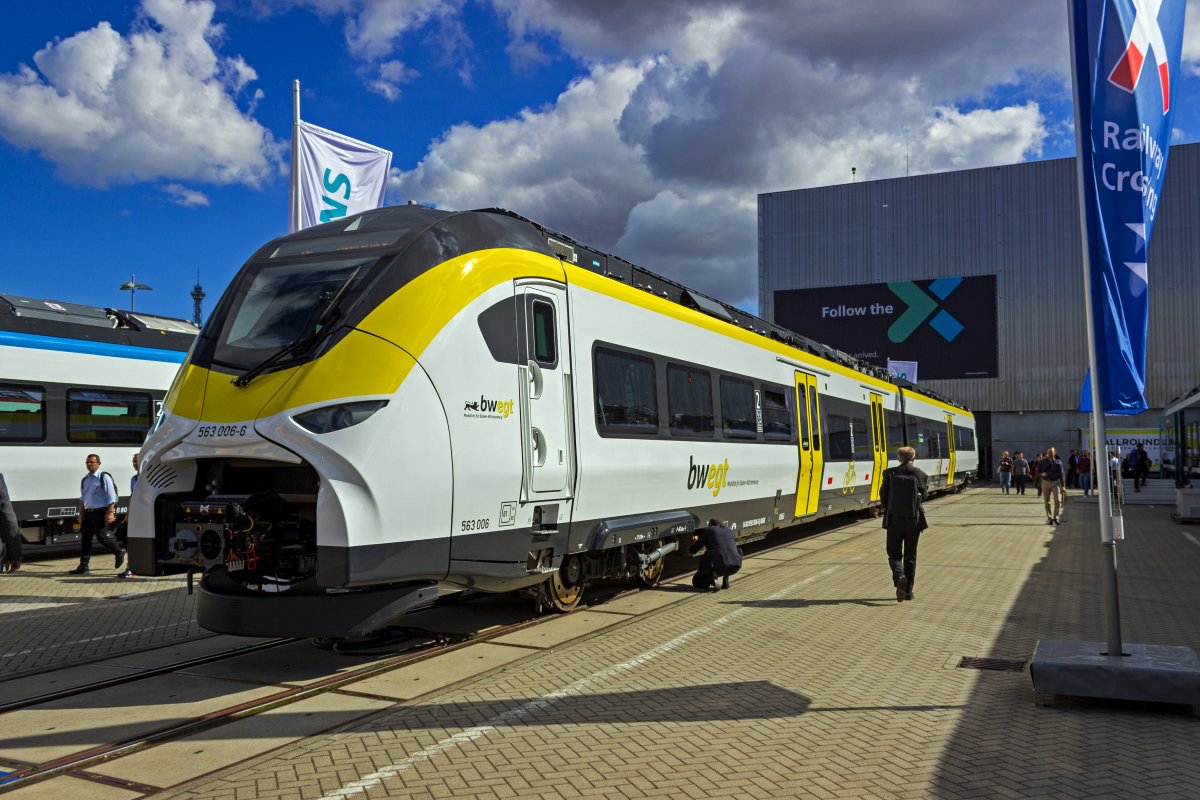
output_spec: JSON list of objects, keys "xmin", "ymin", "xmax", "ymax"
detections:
[
  {"xmin": 0, "ymin": 384, "xmax": 46, "ymax": 442},
  {"xmin": 668, "ymin": 364, "xmax": 713, "ymax": 436},
  {"xmin": 809, "ymin": 392, "xmax": 821, "ymax": 450},
  {"xmin": 531, "ymin": 300, "xmax": 557, "ymax": 366},
  {"xmin": 66, "ymin": 389, "xmax": 153, "ymax": 445},
  {"xmin": 719, "ymin": 377, "xmax": 756, "ymax": 439},
  {"xmin": 762, "ymin": 386, "xmax": 792, "ymax": 442},
  {"xmin": 796, "ymin": 385, "xmax": 809, "ymax": 449},
  {"xmin": 594, "ymin": 348, "xmax": 658, "ymax": 434}
]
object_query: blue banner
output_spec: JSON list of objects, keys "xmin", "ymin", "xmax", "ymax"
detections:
[{"xmin": 1071, "ymin": 0, "xmax": 1185, "ymax": 414}]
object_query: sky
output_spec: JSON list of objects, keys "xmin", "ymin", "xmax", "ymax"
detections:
[{"xmin": 2, "ymin": 0, "xmax": 1199, "ymax": 323}]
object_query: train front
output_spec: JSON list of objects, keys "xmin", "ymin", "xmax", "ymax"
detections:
[{"xmin": 128, "ymin": 206, "xmax": 543, "ymax": 638}]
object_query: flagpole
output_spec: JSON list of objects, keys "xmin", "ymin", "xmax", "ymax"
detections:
[
  {"xmin": 1066, "ymin": 0, "xmax": 1122, "ymax": 658},
  {"xmin": 290, "ymin": 79, "xmax": 301, "ymax": 233}
]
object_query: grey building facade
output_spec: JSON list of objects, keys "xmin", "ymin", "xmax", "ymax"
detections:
[{"xmin": 758, "ymin": 143, "xmax": 1200, "ymax": 471}]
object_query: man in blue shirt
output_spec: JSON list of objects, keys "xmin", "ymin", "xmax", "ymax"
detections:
[{"xmin": 71, "ymin": 454, "xmax": 126, "ymax": 575}]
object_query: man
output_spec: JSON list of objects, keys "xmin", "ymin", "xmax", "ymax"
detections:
[
  {"xmin": 689, "ymin": 518, "xmax": 742, "ymax": 591},
  {"xmin": 1067, "ymin": 449, "xmax": 1079, "ymax": 489},
  {"xmin": 880, "ymin": 446, "xmax": 928, "ymax": 602},
  {"xmin": 1, "ymin": 473, "xmax": 22, "ymax": 573},
  {"xmin": 1012, "ymin": 451, "xmax": 1029, "ymax": 496},
  {"xmin": 113, "ymin": 452, "xmax": 141, "ymax": 579},
  {"xmin": 1038, "ymin": 447, "xmax": 1065, "ymax": 525},
  {"xmin": 997, "ymin": 451, "xmax": 1013, "ymax": 495},
  {"xmin": 71, "ymin": 454, "xmax": 126, "ymax": 575},
  {"xmin": 1131, "ymin": 443, "xmax": 1150, "ymax": 492}
]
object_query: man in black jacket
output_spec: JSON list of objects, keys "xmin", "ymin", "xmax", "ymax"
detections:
[
  {"xmin": 1038, "ymin": 447, "xmax": 1065, "ymax": 525},
  {"xmin": 1, "ymin": 473, "xmax": 22, "ymax": 573},
  {"xmin": 880, "ymin": 446, "xmax": 929, "ymax": 602},
  {"xmin": 690, "ymin": 518, "xmax": 742, "ymax": 591}
]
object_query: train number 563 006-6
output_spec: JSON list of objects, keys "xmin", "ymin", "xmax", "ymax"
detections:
[{"xmin": 460, "ymin": 518, "xmax": 490, "ymax": 532}]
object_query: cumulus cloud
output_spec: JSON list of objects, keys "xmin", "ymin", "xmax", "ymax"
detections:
[
  {"xmin": 391, "ymin": 1, "xmax": 1066, "ymax": 311},
  {"xmin": 0, "ymin": 0, "xmax": 280, "ymax": 187},
  {"xmin": 162, "ymin": 183, "xmax": 210, "ymax": 206}
]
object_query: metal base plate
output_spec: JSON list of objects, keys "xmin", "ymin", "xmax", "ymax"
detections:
[{"xmin": 1030, "ymin": 639, "xmax": 1200, "ymax": 706}]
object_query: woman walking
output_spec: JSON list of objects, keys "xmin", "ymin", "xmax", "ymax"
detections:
[{"xmin": 998, "ymin": 451, "xmax": 1014, "ymax": 494}]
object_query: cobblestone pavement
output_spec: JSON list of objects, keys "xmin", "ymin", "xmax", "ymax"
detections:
[
  {"xmin": 0, "ymin": 556, "xmax": 204, "ymax": 678},
  {"xmin": 145, "ymin": 488, "xmax": 1200, "ymax": 800}
]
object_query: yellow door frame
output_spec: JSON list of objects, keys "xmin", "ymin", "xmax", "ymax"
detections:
[
  {"xmin": 945, "ymin": 414, "xmax": 957, "ymax": 488},
  {"xmin": 869, "ymin": 394, "xmax": 886, "ymax": 501},
  {"xmin": 793, "ymin": 372, "xmax": 824, "ymax": 517}
]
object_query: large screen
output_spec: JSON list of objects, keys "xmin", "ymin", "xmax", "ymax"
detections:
[{"xmin": 773, "ymin": 275, "xmax": 998, "ymax": 380}]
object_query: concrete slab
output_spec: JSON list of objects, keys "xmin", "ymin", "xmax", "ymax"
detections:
[
  {"xmin": 178, "ymin": 640, "xmax": 394, "ymax": 687},
  {"xmin": 2, "ymin": 774, "xmax": 141, "ymax": 799},
  {"xmin": 98, "ymin": 635, "xmax": 261, "ymax": 670},
  {"xmin": 489, "ymin": 609, "xmax": 630, "ymax": 649},
  {"xmin": 586, "ymin": 588, "xmax": 690, "ymax": 616},
  {"xmin": 0, "ymin": 674, "xmax": 281, "ymax": 763},
  {"xmin": 0, "ymin": 664, "xmax": 137, "ymax": 706},
  {"xmin": 351, "ymin": 643, "xmax": 533, "ymax": 701},
  {"xmin": 89, "ymin": 691, "xmax": 391, "ymax": 787}
]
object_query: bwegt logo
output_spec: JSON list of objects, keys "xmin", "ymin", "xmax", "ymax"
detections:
[
  {"xmin": 464, "ymin": 395, "xmax": 514, "ymax": 418},
  {"xmin": 687, "ymin": 456, "xmax": 730, "ymax": 497}
]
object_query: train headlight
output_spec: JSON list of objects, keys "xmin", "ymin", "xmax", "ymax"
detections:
[{"xmin": 292, "ymin": 400, "xmax": 388, "ymax": 434}]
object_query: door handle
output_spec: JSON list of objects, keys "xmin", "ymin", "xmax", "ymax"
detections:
[{"xmin": 527, "ymin": 360, "xmax": 544, "ymax": 400}]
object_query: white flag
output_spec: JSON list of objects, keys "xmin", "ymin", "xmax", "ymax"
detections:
[
  {"xmin": 291, "ymin": 120, "xmax": 392, "ymax": 232},
  {"xmin": 887, "ymin": 359, "xmax": 918, "ymax": 382}
]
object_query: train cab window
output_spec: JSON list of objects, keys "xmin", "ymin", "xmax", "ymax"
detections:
[
  {"xmin": 530, "ymin": 300, "xmax": 557, "ymax": 366},
  {"xmin": 66, "ymin": 389, "xmax": 153, "ymax": 444},
  {"xmin": 762, "ymin": 386, "xmax": 792, "ymax": 442},
  {"xmin": 719, "ymin": 377, "xmax": 756, "ymax": 439},
  {"xmin": 0, "ymin": 384, "xmax": 45, "ymax": 442},
  {"xmin": 594, "ymin": 348, "xmax": 658, "ymax": 434},
  {"xmin": 668, "ymin": 364, "xmax": 713, "ymax": 436}
]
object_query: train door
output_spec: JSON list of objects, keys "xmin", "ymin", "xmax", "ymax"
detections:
[
  {"xmin": 793, "ymin": 372, "xmax": 824, "ymax": 517},
  {"xmin": 945, "ymin": 414, "xmax": 957, "ymax": 488},
  {"xmin": 518, "ymin": 282, "xmax": 573, "ymax": 497},
  {"xmin": 869, "ymin": 393, "xmax": 887, "ymax": 501}
]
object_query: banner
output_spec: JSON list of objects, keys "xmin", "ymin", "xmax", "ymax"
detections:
[
  {"xmin": 887, "ymin": 359, "xmax": 919, "ymax": 382},
  {"xmin": 1071, "ymin": 0, "xmax": 1185, "ymax": 413},
  {"xmin": 291, "ymin": 120, "xmax": 392, "ymax": 232},
  {"xmin": 773, "ymin": 276, "xmax": 997, "ymax": 380}
]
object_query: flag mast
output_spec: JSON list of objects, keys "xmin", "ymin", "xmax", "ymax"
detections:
[
  {"xmin": 290, "ymin": 79, "xmax": 301, "ymax": 233},
  {"xmin": 1066, "ymin": 0, "xmax": 1122, "ymax": 658}
]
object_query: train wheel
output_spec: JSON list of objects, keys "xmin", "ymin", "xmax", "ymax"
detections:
[
  {"xmin": 546, "ymin": 556, "xmax": 584, "ymax": 612},
  {"xmin": 636, "ymin": 554, "xmax": 665, "ymax": 588}
]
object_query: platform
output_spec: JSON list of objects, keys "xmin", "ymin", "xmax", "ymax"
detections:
[{"xmin": 4, "ymin": 487, "xmax": 1200, "ymax": 798}]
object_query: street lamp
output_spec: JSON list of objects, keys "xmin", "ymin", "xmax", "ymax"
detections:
[{"xmin": 118, "ymin": 274, "xmax": 152, "ymax": 311}]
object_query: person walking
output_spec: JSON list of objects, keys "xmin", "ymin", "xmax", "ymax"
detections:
[
  {"xmin": 1067, "ymin": 449, "xmax": 1079, "ymax": 489},
  {"xmin": 880, "ymin": 446, "xmax": 929, "ymax": 603},
  {"xmin": 1038, "ymin": 447, "xmax": 1065, "ymax": 525},
  {"xmin": 1031, "ymin": 452, "xmax": 1044, "ymax": 496},
  {"xmin": 997, "ymin": 451, "xmax": 1013, "ymax": 494},
  {"xmin": 71, "ymin": 454, "xmax": 126, "ymax": 575},
  {"xmin": 689, "ymin": 518, "xmax": 742, "ymax": 591},
  {"xmin": 1012, "ymin": 451, "xmax": 1029, "ymax": 495},
  {"xmin": 113, "ymin": 453, "xmax": 141, "ymax": 579},
  {"xmin": 1077, "ymin": 450, "xmax": 1093, "ymax": 496},
  {"xmin": 1131, "ymin": 443, "xmax": 1151, "ymax": 492},
  {"xmin": 0, "ymin": 473, "xmax": 22, "ymax": 574}
]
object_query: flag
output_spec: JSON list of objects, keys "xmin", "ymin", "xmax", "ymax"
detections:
[
  {"xmin": 1071, "ymin": 0, "xmax": 1185, "ymax": 413},
  {"xmin": 290, "ymin": 120, "xmax": 392, "ymax": 232},
  {"xmin": 887, "ymin": 359, "xmax": 918, "ymax": 383}
]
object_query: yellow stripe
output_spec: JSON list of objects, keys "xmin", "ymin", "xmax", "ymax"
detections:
[{"xmin": 900, "ymin": 388, "xmax": 974, "ymax": 419}]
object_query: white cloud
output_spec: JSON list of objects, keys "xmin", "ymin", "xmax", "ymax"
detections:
[
  {"xmin": 392, "ymin": 2, "xmax": 1059, "ymax": 311},
  {"xmin": 0, "ymin": 0, "xmax": 280, "ymax": 187},
  {"xmin": 162, "ymin": 183, "xmax": 210, "ymax": 206}
]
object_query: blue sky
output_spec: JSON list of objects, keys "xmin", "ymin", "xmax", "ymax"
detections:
[{"xmin": 1, "ymin": 0, "xmax": 1198, "ymax": 322}]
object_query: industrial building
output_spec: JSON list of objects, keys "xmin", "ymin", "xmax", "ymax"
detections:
[{"xmin": 758, "ymin": 143, "xmax": 1200, "ymax": 474}]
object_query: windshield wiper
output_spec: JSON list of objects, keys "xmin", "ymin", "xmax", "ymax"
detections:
[{"xmin": 231, "ymin": 268, "xmax": 361, "ymax": 388}]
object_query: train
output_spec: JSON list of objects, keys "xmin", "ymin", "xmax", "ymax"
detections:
[
  {"xmin": 128, "ymin": 206, "xmax": 977, "ymax": 638},
  {"xmin": 0, "ymin": 294, "xmax": 197, "ymax": 549}
]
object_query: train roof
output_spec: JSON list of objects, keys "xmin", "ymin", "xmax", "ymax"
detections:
[
  {"xmin": 257, "ymin": 205, "xmax": 970, "ymax": 414},
  {"xmin": 0, "ymin": 293, "xmax": 198, "ymax": 353}
]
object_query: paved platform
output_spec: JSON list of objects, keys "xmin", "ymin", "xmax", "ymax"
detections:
[
  {"xmin": 108, "ymin": 487, "xmax": 1198, "ymax": 800},
  {"xmin": 0, "ymin": 556, "xmax": 204, "ymax": 679}
]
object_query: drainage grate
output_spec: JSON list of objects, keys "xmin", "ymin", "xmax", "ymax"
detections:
[{"xmin": 957, "ymin": 656, "xmax": 1025, "ymax": 672}]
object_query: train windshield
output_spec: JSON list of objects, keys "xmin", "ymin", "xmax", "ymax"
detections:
[{"xmin": 211, "ymin": 255, "xmax": 380, "ymax": 370}]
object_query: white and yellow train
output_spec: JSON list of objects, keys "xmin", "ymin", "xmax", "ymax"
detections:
[{"xmin": 130, "ymin": 206, "xmax": 977, "ymax": 637}]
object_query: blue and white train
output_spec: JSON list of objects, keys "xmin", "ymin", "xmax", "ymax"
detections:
[{"xmin": 0, "ymin": 294, "xmax": 196, "ymax": 548}]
